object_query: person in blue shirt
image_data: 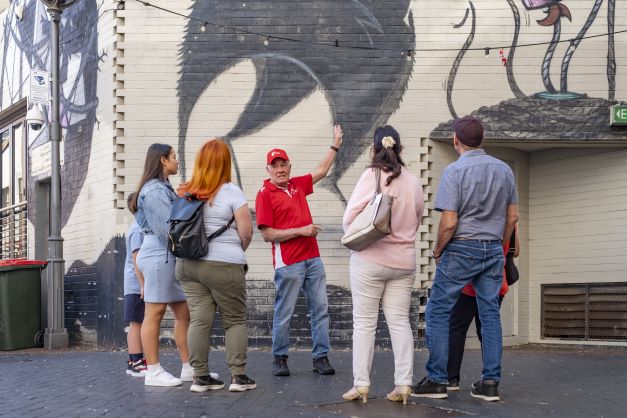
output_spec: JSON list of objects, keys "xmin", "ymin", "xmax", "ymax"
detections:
[
  {"xmin": 412, "ymin": 116, "xmax": 518, "ymax": 402},
  {"xmin": 124, "ymin": 192, "xmax": 146, "ymax": 377}
]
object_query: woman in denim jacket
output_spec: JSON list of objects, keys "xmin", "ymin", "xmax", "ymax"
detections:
[{"xmin": 129, "ymin": 143, "xmax": 191, "ymax": 387}]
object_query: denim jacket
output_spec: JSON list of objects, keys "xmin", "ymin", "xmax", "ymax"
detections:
[{"xmin": 135, "ymin": 179, "xmax": 176, "ymax": 241}]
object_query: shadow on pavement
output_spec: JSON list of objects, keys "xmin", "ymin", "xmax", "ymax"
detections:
[{"xmin": 320, "ymin": 397, "xmax": 472, "ymax": 417}]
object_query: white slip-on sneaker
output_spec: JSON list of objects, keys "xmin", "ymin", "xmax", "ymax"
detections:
[
  {"xmin": 180, "ymin": 365, "xmax": 194, "ymax": 382},
  {"xmin": 180, "ymin": 364, "xmax": 220, "ymax": 382},
  {"xmin": 145, "ymin": 367, "xmax": 183, "ymax": 387}
]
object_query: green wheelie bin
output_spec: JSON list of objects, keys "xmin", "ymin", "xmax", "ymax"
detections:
[{"xmin": 0, "ymin": 259, "xmax": 47, "ymax": 350}]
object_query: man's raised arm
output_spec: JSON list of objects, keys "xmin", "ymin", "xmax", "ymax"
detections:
[{"xmin": 311, "ymin": 124, "xmax": 343, "ymax": 185}]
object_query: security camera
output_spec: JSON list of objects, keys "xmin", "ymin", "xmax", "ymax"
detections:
[{"xmin": 26, "ymin": 104, "xmax": 46, "ymax": 131}]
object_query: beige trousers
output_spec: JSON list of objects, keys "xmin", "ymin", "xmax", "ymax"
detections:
[{"xmin": 350, "ymin": 253, "xmax": 416, "ymax": 386}]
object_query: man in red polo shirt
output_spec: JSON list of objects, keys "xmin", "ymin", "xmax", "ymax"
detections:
[{"xmin": 256, "ymin": 124, "xmax": 343, "ymax": 377}]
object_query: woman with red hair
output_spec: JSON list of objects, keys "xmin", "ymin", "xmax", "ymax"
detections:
[{"xmin": 176, "ymin": 139, "xmax": 256, "ymax": 393}]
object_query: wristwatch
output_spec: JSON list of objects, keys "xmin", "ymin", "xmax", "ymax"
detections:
[{"xmin": 432, "ymin": 250, "xmax": 441, "ymax": 258}]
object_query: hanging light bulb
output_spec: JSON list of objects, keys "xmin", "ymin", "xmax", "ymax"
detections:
[{"xmin": 200, "ymin": 23, "xmax": 207, "ymax": 32}]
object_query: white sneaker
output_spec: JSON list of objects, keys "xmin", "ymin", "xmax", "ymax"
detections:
[
  {"xmin": 180, "ymin": 364, "xmax": 219, "ymax": 382},
  {"xmin": 145, "ymin": 367, "xmax": 183, "ymax": 387},
  {"xmin": 181, "ymin": 364, "xmax": 194, "ymax": 382}
]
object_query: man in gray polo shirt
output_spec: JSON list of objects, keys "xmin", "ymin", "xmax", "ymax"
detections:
[{"xmin": 412, "ymin": 116, "xmax": 518, "ymax": 402}]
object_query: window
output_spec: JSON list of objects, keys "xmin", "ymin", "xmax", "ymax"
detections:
[{"xmin": 0, "ymin": 101, "xmax": 28, "ymax": 259}]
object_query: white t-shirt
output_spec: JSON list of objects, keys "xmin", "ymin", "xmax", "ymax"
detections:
[{"xmin": 201, "ymin": 183, "xmax": 248, "ymax": 265}]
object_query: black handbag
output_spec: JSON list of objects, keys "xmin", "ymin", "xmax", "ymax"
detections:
[
  {"xmin": 504, "ymin": 230, "xmax": 519, "ymax": 286},
  {"xmin": 168, "ymin": 193, "xmax": 234, "ymax": 259}
]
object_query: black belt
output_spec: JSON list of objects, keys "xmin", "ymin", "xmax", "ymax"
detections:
[{"xmin": 452, "ymin": 238, "xmax": 501, "ymax": 243}]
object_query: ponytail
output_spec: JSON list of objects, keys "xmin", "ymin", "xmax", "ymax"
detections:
[{"xmin": 370, "ymin": 125, "xmax": 405, "ymax": 185}]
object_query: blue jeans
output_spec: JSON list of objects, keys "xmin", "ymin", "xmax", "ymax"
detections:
[
  {"xmin": 425, "ymin": 240, "xmax": 504, "ymax": 384},
  {"xmin": 272, "ymin": 257, "xmax": 330, "ymax": 359}
]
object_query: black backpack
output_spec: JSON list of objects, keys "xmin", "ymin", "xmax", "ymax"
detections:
[{"xmin": 168, "ymin": 193, "xmax": 234, "ymax": 259}]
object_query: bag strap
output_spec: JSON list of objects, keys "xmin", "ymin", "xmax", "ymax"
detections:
[
  {"xmin": 374, "ymin": 168, "xmax": 382, "ymax": 196},
  {"xmin": 207, "ymin": 216, "xmax": 235, "ymax": 241},
  {"xmin": 507, "ymin": 229, "xmax": 516, "ymax": 256}
]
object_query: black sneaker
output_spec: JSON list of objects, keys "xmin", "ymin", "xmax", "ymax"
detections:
[
  {"xmin": 189, "ymin": 375, "xmax": 225, "ymax": 393},
  {"xmin": 312, "ymin": 356, "xmax": 335, "ymax": 375},
  {"xmin": 229, "ymin": 374, "xmax": 257, "ymax": 392},
  {"xmin": 130, "ymin": 358, "xmax": 147, "ymax": 377},
  {"xmin": 126, "ymin": 360, "xmax": 133, "ymax": 375},
  {"xmin": 471, "ymin": 379, "xmax": 500, "ymax": 402},
  {"xmin": 273, "ymin": 355, "xmax": 290, "ymax": 376},
  {"xmin": 411, "ymin": 377, "xmax": 448, "ymax": 399},
  {"xmin": 447, "ymin": 377, "xmax": 460, "ymax": 391}
]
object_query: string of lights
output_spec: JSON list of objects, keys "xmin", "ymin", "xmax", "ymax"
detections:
[
  {"xmin": 59, "ymin": 7, "xmax": 117, "ymax": 46},
  {"xmin": 133, "ymin": 0, "xmax": 626, "ymax": 57}
]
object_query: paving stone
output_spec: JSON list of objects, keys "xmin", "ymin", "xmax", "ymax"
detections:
[{"xmin": 0, "ymin": 346, "xmax": 626, "ymax": 417}]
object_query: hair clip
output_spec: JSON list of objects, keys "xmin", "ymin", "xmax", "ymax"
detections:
[{"xmin": 381, "ymin": 136, "xmax": 396, "ymax": 149}]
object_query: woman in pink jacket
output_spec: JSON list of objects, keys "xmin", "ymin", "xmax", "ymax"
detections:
[{"xmin": 342, "ymin": 126, "xmax": 425, "ymax": 405}]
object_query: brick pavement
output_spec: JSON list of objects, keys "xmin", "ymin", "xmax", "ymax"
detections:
[{"xmin": 1, "ymin": 345, "xmax": 626, "ymax": 418}]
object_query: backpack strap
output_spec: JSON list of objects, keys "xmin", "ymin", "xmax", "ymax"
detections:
[{"xmin": 207, "ymin": 216, "xmax": 236, "ymax": 241}]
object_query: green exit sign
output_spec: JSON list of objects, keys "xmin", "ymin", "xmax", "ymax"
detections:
[{"xmin": 610, "ymin": 104, "xmax": 627, "ymax": 126}]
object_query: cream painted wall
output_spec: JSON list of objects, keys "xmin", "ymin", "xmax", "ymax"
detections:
[
  {"xmin": 489, "ymin": 146, "xmax": 530, "ymax": 344},
  {"xmin": 86, "ymin": 0, "xmax": 627, "ymax": 344},
  {"xmin": 2, "ymin": 0, "xmax": 619, "ymax": 273},
  {"xmin": 528, "ymin": 148, "xmax": 627, "ymax": 342},
  {"xmin": 62, "ymin": 2, "xmax": 118, "ymax": 267},
  {"xmin": 2, "ymin": 0, "xmax": 625, "ymax": 346},
  {"xmin": 116, "ymin": 0, "xmax": 436, "ymax": 288}
]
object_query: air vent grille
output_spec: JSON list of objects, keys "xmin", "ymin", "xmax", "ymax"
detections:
[{"xmin": 542, "ymin": 283, "xmax": 627, "ymax": 341}]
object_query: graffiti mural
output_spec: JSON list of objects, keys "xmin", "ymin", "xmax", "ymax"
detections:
[
  {"xmin": 527, "ymin": 0, "xmax": 605, "ymax": 99},
  {"xmin": 433, "ymin": 0, "xmax": 622, "ymax": 141},
  {"xmin": 66, "ymin": 236, "xmax": 126, "ymax": 347},
  {"xmin": 0, "ymin": 0, "xmax": 100, "ymax": 226},
  {"xmin": 178, "ymin": 0, "xmax": 415, "ymax": 200}
]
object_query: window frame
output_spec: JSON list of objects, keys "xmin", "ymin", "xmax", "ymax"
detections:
[{"xmin": 0, "ymin": 98, "xmax": 29, "ymax": 259}]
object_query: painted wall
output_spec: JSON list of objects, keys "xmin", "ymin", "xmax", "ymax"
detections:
[
  {"xmin": 115, "ymin": 0, "xmax": 627, "ymax": 348},
  {"xmin": 528, "ymin": 147, "xmax": 627, "ymax": 342},
  {"xmin": 0, "ymin": 0, "xmax": 120, "ymax": 346},
  {"xmin": 2, "ymin": 0, "xmax": 626, "ymax": 347}
]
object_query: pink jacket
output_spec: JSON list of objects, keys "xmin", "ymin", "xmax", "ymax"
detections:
[{"xmin": 343, "ymin": 167, "xmax": 425, "ymax": 270}]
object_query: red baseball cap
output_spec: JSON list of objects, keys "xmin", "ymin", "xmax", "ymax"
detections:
[{"xmin": 266, "ymin": 148, "xmax": 290, "ymax": 165}]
